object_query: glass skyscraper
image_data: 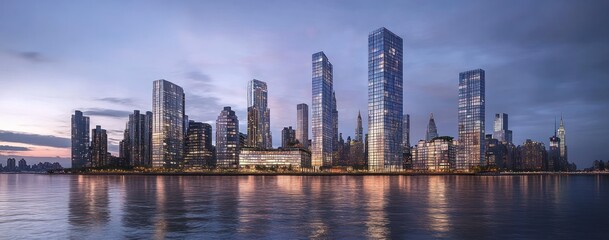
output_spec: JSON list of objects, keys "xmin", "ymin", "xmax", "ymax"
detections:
[
  {"xmin": 71, "ymin": 110, "xmax": 90, "ymax": 169},
  {"xmin": 493, "ymin": 113, "xmax": 512, "ymax": 144},
  {"xmin": 152, "ymin": 79, "xmax": 185, "ymax": 168},
  {"xmin": 367, "ymin": 27, "xmax": 403, "ymax": 171},
  {"xmin": 216, "ymin": 107, "xmax": 240, "ymax": 168},
  {"xmin": 123, "ymin": 110, "xmax": 152, "ymax": 167},
  {"xmin": 426, "ymin": 113, "xmax": 438, "ymax": 142},
  {"xmin": 457, "ymin": 69, "xmax": 485, "ymax": 170},
  {"xmin": 311, "ymin": 51, "xmax": 334, "ymax": 168},
  {"xmin": 91, "ymin": 125, "xmax": 108, "ymax": 167},
  {"xmin": 296, "ymin": 103, "xmax": 309, "ymax": 149},
  {"xmin": 402, "ymin": 114, "xmax": 410, "ymax": 149},
  {"xmin": 247, "ymin": 79, "xmax": 272, "ymax": 149}
]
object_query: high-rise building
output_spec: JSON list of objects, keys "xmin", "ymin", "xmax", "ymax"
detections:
[
  {"xmin": 71, "ymin": 110, "xmax": 90, "ymax": 169},
  {"xmin": 402, "ymin": 114, "xmax": 410, "ymax": 149},
  {"xmin": 91, "ymin": 125, "xmax": 108, "ymax": 167},
  {"xmin": 281, "ymin": 126, "xmax": 296, "ymax": 148},
  {"xmin": 18, "ymin": 158, "xmax": 27, "ymax": 171},
  {"xmin": 332, "ymin": 91, "xmax": 339, "ymax": 153},
  {"xmin": 493, "ymin": 113, "xmax": 512, "ymax": 144},
  {"xmin": 296, "ymin": 103, "xmax": 309, "ymax": 148},
  {"xmin": 355, "ymin": 111, "xmax": 363, "ymax": 142},
  {"xmin": 311, "ymin": 51, "xmax": 334, "ymax": 168},
  {"xmin": 152, "ymin": 79, "xmax": 185, "ymax": 168},
  {"xmin": 368, "ymin": 27, "xmax": 403, "ymax": 171},
  {"xmin": 124, "ymin": 110, "xmax": 152, "ymax": 167},
  {"xmin": 549, "ymin": 135, "xmax": 560, "ymax": 171},
  {"xmin": 412, "ymin": 136, "xmax": 456, "ymax": 172},
  {"xmin": 557, "ymin": 116, "xmax": 568, "ymax": 167},
  {"xmin": 6, "ymin": 158, "xmax": 16, "ymax": 171},
  {"xmin": 516, "ymin": 139, "xmax": 547, "ymax": 171},
  {"xmin": 216, "ymin": 107, "xmax": 240, "ymax": 168},
  {"xmin": 184, "ymin": 121, "xmax": 214, "ymax": 168},
  {"xmin": 457, "ymin": 69, "xmax": 485, "ymax": 171},
  {"xmin": 247, "ymin": 79, "xmax": 272, "ymax": 149},
  {"xmin": 426, "ymin": 113, "xmax": 439, "ymax": 141}
]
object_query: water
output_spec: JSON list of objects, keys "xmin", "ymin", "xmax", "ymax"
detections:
[{"xmin": 0, "ymin": 174, "xmax": 607, "ymax": 239}]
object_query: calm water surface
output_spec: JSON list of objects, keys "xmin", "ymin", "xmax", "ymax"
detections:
[{"xmin": 0, "ymin": 174, "xmax": 607, "ymax": 239}]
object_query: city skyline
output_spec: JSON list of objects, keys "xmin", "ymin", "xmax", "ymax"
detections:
[{"xmin": 1, "ymin": 1, "xmax": 609, "ymax": 169}]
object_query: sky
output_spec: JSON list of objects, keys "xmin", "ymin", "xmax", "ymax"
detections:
[{"xmin": 0, "ymin": 0, "xmax": 608, "ymax": 169}]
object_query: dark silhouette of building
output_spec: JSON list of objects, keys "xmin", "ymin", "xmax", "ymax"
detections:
[
  {"xmin": 184, "ymin": 121, "xmax": 214, "ymax": 168},
  {"xmin": 281, "ymin": 126, "xmax": 296, "ymax": 148},
  {"xmin": 91, "ymin": 125, "xmax": 108, "ymax": 167},
  {"xmin": 71, "ymin": 110, "xmax": 90, "ymax": 169}
]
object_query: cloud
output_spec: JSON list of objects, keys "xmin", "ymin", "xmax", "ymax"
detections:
[
  {"xmin": 185, "ymin": 70, "xmax": 215, "ymax": 90},
  {"xmin": 96, "ymin": 97, "xmax": 136, "ymax": 105},
  {"xmin": 0, "ymin": 145, "xmax": 31, "ymax": 151},
  {"xmin": 0, "ymin": 130, "xmax": 70, "ymax": 148},
  {"xmin": 13, "ymin": 51, "xmax": 48, "ymax": 63},
  {"xmin": 83, "ymin": 108, "xmax": 131, "ymax": 118}
]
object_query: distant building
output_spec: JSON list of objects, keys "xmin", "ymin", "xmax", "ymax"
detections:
[
  {"xmin": 216, "ymin": 107, "xmax": 240, "ymax": 168},
  {"xmin": 403, "ymin": 114, "xmax": 411, "ymax": 169},
  {"xmin": 281, "ymin": 126, "xmax": 296, "ymax": 148},
  {"xmin": 493, "ymin": 113, "xmax": 513, "ymax": 144},
  {"xmin": 18, "ymin": 158, "xmax": 27, "ymax": 171},
  {"xmin": 457, "ymin": 69, "xmax": 485, "ymax": 171},
  {"xmin": 239, "ymin": 148, "xmax": 311, "ymax": 168},
  {"xmin": 152, "ymin": 79, "xmax": 185, "ymax": 168},
  {"xmin": 332, "ymin": 91, "xmax": 339, "ymax": 155},
  {"xmin": 549, "ymin": 135, "xmax": 560, "ymax": 171},
  {"xmin": 184, "ymin": 121, "xmax": 215, "ymax": 168},
  {"xmin": 517, "ymin": 139, "xmax": 547, "ymax": 171},
  {"xmin": 484, "ymin": 134, "xmax": 506, "ymax": 168},
  {"xmin": 71, "ymin": 110, "xmax": 90, "ymax": 169},
  {"xmin": 311, "ymin": 51, "xmax": 334, "ymax": 168},
  {"xmin": 412, "ymin": 136, "xmax": 456, "ymax": 172},
  {"xmin": 91, "ymin": 125, "xmax": 108, "ymax": 167},
  {"xmin": 355, "ymin": 111, "xmax": 364, "ymax": 142},
  {"xmin": 247, "ymin": 79, "xmax": 272, "ymax": 149},
  {"xmin": 426, "ymin": 113, "xmax": 438, "ymax": 141},
  {"xmin": 123, "ymin": 110, "xmax": 153, "ymax": 167},
  {"xmin": 367, "ymin": 27, "xmax": 403, "ymax": 171},
  {"xmin": 557, "ymin": 116, "xmax": 568, "ymax": 169},
  {"xmin": 296, "ymin": 103, "xmax": 309, "ymax": 149}
]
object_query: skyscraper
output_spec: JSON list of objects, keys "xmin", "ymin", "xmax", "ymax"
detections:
[
  {"xmin": 216, "ymin": 107, "xmax": 239, "ymax": 168},
  {"xmin": 247, "ymin": 79, "xmax": 272, "ymax": 149},
  {"xmin": 355, "ymin": 111, "xmax": 363, "ymax": 142},
  {"xmin": 91, "ymin": 125, "xmax": 108, "ymax": 167},
  {"xmin": 457, "ymin": 69, "xmax": 485, "ymax": 171},
  {"xmin": 557, "ymin": 116, "xmax": 568, "ymax": 168},
  {"xmin": 493, "ymin": 113, "xmax": 512, "ymax": 144},
  {"xmin": 124, "ymin": 110, "xmax": 152, "ymax": 167},
  {"xmin": 426, "ymin": 113, "xmax": 438, "ymax": 141},
  {"xmin": 332, "ymin": 91, "xmax": 339, "ymax": 153},
  {"xmin": 281, "ymin": 126, "xmax": 296, "ymax": 148},
  {"xmin": 71, "ymin": 110, "xmax": 90, "ymax": 169},
  {"xmin": 402, "ymin": 114, "xmax": 410, "ymax": 149},
  {"xmin": 296, "ymin": 103, "xmax": 309, "ymax": 148},
  {"xmin": 312, "ymin": 51, "xmax": 334, "ymax": 168},
  {"xmin": 184, "ymin": 121, "xmax": 214, "ymax": 168},
  {"xmin": 152, "ymin": 79, "xmax": 185, "ymax": 168},
  {"xmin": 367, "ymin": 27, "xmax": 403, "ymax": 171}
]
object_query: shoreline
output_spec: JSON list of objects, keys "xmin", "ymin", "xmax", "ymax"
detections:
[{"xmin": 3, "ymin": 171, "xmax": 604, "ymax": 176}]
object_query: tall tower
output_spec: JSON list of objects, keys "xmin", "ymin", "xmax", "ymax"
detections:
[
  {"xmin": 281, "ymin": 126, "xmax": 296, "ymax": 148},
  {"xmin": 71, "ymin": 110, "xmax": 90, "ymax": 169},
  {"xmin": 457, "ymin": 69, "xmax": 485, "ymax": 170},
  {"xmin": 247, "ymin": 79, "xmax": 272, "ymax": 149},
  {"xmin": 124, "ymin": 110, "xmax": 153, "ymax": 167},
  {"xmin": 403, "ymin": 114, "xmax": 410, "ymax": 150},
  {"xmin": 91, "ymin": 125, "xmax": 108, "ymax": 167},
  {"xmin": 355, "ymin": 111, "xmax": 363, "ymax": 142},
  {"xmin": 152, "ymin": 79, "xmax": 185, "ymax": 168},
  {"xmin": 296, "ymin": 103, "xmax": 309, "ymax": 149},
  {"xmin": 367, "ymin": 27, "xmax": 403, "ymax": 171},
  {"xmin": 311, "ymin": 51, "xmax": 334, "ymax": 168},
  {"xmin": 493, "ymin": 113, "xmax": 512, "ymax": 144},
  {"xmin": 426, "ymin": 113, "xmax": 438, "ymax": 141},
  {"xmin": 557, "ymin": 116, "xmax": 567, "ymax": 166},
  {"xmin": 216, "ymin": 107, "xmax": 240, "ymax": 168},
  {"xmin": 184, "ymin": 121, "xmax": 214, "ymax": 168},
  {"xmin": 332, "ymin": 91, "xmax": 339, "ymax": 154}
]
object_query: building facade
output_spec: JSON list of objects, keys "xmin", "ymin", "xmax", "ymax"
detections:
[
  {"xmin": 557, "ymin": 117, "xmax": 568, "ymax": 169},
  {"xmin": 412, "ymin": 136, "xmax": 456, "ymax": 172},
  {"xmin": 281, "ymin": 126, "xmax": 296, "ymax": 148},
  {"xmin": 123, "ymin": 110, "xmax": 152, "ymax": 167},
  {"xmin": 368, "ymin": 27, "xmax": 404, "ymax": 171},
  {"xmin": 516, "ymin": 139, "xmax": 547, "ymax": 171},
  {"xmin": 457, "ymin": 69, "xmax": 485, "ymax": 171},
  {"xmin": 493, "ymin": 113, "xmax": 513, "ymax": 144},
  {"xmin": 296, "ymin": 103, "xmax": 309, "ymax": 149},
  {"xmin": 91, "ymin": 125, "xmax": 108, "ymax": 167},
  {"xmin": 216, "ymin": 107, "xmax": 240, "ymax": 168},
  {"xmin": 239, "ymin": 148, "xmax": 311, "ymax": 168},
  {"xmin": 247, "ymin": 79, "xmax": 272, "ymax": 149},
  {"xmin": 71, "ymin": 110, "xmax": 90, "ymax": 169},
  {"xmin": 311, "ymin": 51, "xmax": 334, "ymax": 168},
  {"xmin": 184, "ymin": 121, "xmax": 214, "ymax": 168},
  {"xmin": 152, "ymin": 79, "xmax": 185, "ymax": 168},
  {"xmin": 426, "ymin": 113, "xmax": 438, "ymax": 142}
]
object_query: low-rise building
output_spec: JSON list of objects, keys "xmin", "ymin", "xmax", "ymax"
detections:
[{"xmin": 239, "ymin": 148, "xmax": 311, "ymax": 168}]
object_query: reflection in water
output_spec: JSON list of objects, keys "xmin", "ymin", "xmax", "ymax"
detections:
[{"xmin": 1, "ymin": 174, "xmax": 604, "ymax": 239}]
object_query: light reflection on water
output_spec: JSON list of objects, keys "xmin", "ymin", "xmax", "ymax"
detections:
[{"xmin": 0, "ymin": 174, "xmax": 608, "ymax": 239}]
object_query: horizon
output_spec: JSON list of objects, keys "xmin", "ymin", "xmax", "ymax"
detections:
[{"xmin": 1, "ymin": 1, "xmax": 609, "ymax": 169}]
